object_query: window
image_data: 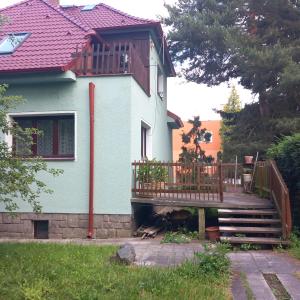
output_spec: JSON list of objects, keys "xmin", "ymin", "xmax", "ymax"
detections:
[
  {"xmin": 157, "ymin": 66, "xmax": 164, "ymax": 99},
  {"xmin": 34, "ymin": 220, "xmax": 49, "ymax": 239},
  {"xmin": 14, "ymin": 115, "xmax": 75, "ymax": 159},
  {"xmin": 0, "ymin": 33, "xmax": 29, "ymax": 54},
  {"xmin": 141, "ymin": 126, "xmax": 147, "ymax": 159},
  {"xmin": 200, "ymin": 131, "xmax": 213, "ymax": 143}
]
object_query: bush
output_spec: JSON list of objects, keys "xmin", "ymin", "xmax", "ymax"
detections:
[
  {"xmin": 267, "ymin": 133, "xmax": 300, "ymax": 227},
  {"xmin": 179, "ymin": 243, "xmax": 231, "ymax": 278}
]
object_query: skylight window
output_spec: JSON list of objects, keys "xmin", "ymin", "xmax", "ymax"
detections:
[
  {"xmin": 81, "ymin": 4, "xmax": 96, "ymax": 11},
  {"xmin": 0, "ymin": 33, "xmax": 29, "ymax": 54}
]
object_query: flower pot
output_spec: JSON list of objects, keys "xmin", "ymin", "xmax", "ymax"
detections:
[
  {"xmin": 206, "ymin": 226, "xmax": 220, "ymax": 241},
  {"xmin": 244, "ymin": 156, "xmax": 253, "ymax": 164},
  {"xmin": 243, "ymin": 174, "xmax": 252, "ymax": 183}
]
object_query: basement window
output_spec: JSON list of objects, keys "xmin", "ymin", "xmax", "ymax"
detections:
[
  {"xmin": 34, "ymin": 220, "xmax": 49, "ymax": 239},
  {"xmin": 0, "ymin": 33, "xmax": 29, "ymax": 54}
]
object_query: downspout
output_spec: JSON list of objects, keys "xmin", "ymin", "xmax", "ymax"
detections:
[{"xmin": 87, "ymin": 82, "xmax": 95, "ymax": 238}]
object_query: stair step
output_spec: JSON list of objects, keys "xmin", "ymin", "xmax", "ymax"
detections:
[
  {"xmin": 220, "ymin": 236, "xmax": 289, "ymax": 245},
  {"xmin": 218, "ymin": 218, "xmax": 281, "ymax": 224},
  {"xmin": 218, "ymin": 209, "xmax": 277, "ymax": 216},
  {"xmin": 219, "ymin": 226, "xmax": 281, "ymax": 234}
]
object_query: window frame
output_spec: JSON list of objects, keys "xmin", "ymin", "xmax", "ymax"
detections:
[
  {"xmin": 7, "ymin": 112, "xmax": 77, "ymax": 161},
  {"xmin": 0, "ymin": 32, "xmax": 30, "ymax": 55},
  {"xmin": 141, "ymin": 121, "xmax": 152, "ymax": 160}
]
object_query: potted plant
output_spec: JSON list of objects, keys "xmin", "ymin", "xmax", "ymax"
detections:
[
  {"xmin": 244, "ymin": 155, "xmax": 254, "ymax": 164},
  {"xmin": 136, "ymin": 159, "xmax": 168, "ymax": 197},
  {"xmin": 242, "ymin": 168, "xmax": 252, "ymax": 183}
]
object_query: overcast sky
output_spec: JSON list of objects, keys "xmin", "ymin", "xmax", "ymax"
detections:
[{"xmin": 0, "ymin": 0, "xmax": 255, "ymax": 120}]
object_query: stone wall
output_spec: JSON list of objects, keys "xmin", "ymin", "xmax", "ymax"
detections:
[{"xmin": 0, "ymin": 213, "xmax": 132, "ymax": 239}]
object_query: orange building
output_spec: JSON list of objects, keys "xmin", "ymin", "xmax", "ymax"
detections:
[{"xmin": 172, "ymin": 120, "xmax": 222, "ymax": 162}]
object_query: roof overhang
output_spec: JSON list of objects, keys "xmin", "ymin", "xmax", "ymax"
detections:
[
  {"xmin": 167, "ymin": 110, "xmax": 184, "ymax": 129},
  {"xmin": 0, "ymin": 70, "xmax": 77, "ymax": 85}
]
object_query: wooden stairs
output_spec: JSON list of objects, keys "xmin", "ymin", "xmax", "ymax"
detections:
[{"xmin": 218, "ymin": 208, "xmax": 289, "ymax": 245}]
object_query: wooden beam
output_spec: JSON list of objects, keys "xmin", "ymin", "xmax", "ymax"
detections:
[{"xmin": 198, "ymin": 208, "xmax": 205, "ymax": 240}]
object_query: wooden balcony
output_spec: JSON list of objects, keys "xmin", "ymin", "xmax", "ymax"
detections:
[
  {"xmin": 72, "ymin": 42, "xmax": 149, "ymax": 95},
  {"xmin": 131, "ymin": 161, "xmax": 273, "ymax": 207}
]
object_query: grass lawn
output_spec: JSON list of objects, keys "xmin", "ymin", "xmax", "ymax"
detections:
[{"xmin": 0, "ymin": 243, "xmax": 231, "ymax": 300}]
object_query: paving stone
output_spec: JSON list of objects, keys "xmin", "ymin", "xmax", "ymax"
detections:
[
  {"xmin": 247, "ymin": 273, "xmax": 276, "ymax": 300},
  {"xmin": 231, "ymin": 272, "xmax": 247, "ymax": 300},
  {"xmin": 277, "ymin": 273, "xmax": 300, "ymax": 299}
]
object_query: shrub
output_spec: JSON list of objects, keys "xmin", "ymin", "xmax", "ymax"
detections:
[
  {"xmin": 179, "ymin": 243, "xmax": 231, "ymax": 278},
  {"xmin": 267, "ymin": 133, "xmax": 300, "ymax": 227}
]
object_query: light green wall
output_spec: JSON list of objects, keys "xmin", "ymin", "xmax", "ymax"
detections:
[
  {"xmin": 130, "ymin": 37, "xmax": 173, "ymax": 162},
  {"xmin": 0, "ymin": 36, "xmax": 173, "ymax": 215}
]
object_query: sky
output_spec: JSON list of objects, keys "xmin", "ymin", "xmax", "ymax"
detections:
[{"xmin": 0, "ymin": 0, "xmax": 255, "ymax": 120}]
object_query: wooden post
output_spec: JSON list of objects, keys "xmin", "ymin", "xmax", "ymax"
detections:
[
  {"xmin": 198, "ymin": 208, "xmax": 205, "ymax": 240},
  {"xmin": 218, "ymin": 161, "xmax": 224, "ymax": 202}
]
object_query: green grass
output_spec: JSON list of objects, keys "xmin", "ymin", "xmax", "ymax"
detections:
[{"xmin": 0, "ymin": 243, "xmax": 231, "ymax": 300}]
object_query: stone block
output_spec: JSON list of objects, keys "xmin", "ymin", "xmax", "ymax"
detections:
[
  {"xmin": 67, "ymin": 215, "xmax": 79, "ymax": 228},
  {"xmin": 49, "ymin": 233, "xmax": 63, "ymax": 239},
  {"xmin": 103, "ymin": 222, "xmax": 113, "ymax": 229},
  {"xmin": 23, "ymin": 220, "xmax": 33, "ymax": 234},
  {"xmin": 79, "ymin": 214, "xmax": 88, "ymax": 220},
  {"xmin": 96, "ymin": 229, "xmax": 109, "ymax": 239},
  {"xmin": 119, "ymin": 215, "xmax": 131, "ymax": 223},
  {"xmin": 78, "ymin": 220, "xmax": 88, "ymax": 228},
  {"xmin": 103, "ymin": 215, "xmax": 109, "ymax": 222},
  {"xmin": 114, "ymin": 223, "xmax": 123, "ymax": 229},
  {"xmin": 3, "ymin": 214, "xmax": 20, "ymax": 224},
  {"xmin": 122, "ymin": 222, "xmax": 132, "ymax": 230},
  {"xmin": 116, "ymin": 229, "xmax": 132, "ymax": 238},
  {"xmin": 107, "ymin": 229, "xmax": 117, "ymax": 238}
]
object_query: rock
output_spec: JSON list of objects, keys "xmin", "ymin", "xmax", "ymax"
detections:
[{"xmin": 115, "ymin": 243, "xmax": 136, "ymax": 265}]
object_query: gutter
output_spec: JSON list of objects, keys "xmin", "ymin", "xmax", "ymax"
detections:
[{"xmin": 87, "ymin": 82, "xmax": 95, "ymax": 238}]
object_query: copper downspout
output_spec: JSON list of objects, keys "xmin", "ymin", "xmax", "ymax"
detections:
[{"xmin": 87, "ymin": 82, "xmax": 95, "ymax": 238}]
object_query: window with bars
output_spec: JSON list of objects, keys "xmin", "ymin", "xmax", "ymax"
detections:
[{"xmin": 13, "ymin": 115, "xmax": 75, "ymax": 159}]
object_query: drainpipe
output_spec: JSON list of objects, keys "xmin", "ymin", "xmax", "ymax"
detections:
[{"xmin": 87, "ymin": 82, "xmax": 95, "ymax": 238}]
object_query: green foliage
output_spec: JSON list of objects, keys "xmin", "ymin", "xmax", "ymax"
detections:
[
  {"xmin": 180, "ymin": 243, "xmax": 231, "ymax": 278},
  {"xmin": 136, "ymin": 158, "xmax": 168, "ymax": 183},
  {"xmin": 0, "ymin": 84, "xmax": 62, "ymax": 212},
  {"xmin": 165, "ymin": 0, "xmax": 300, "ymax": 116},
  {"xmin": 0, "ymin": 243, "xmax": 231, "ymax": 299},
  {"xmin": 267, "ymin": 134, "xmax": 300, "ymax": 227},
  {"xmin": 161, "ymin": 231, "xmax": 193, "ymax": 244},
  {"xmin": 179, "ymin": 116, "xmax": 214, "ymax": 163}
]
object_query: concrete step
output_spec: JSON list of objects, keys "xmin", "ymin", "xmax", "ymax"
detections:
[
  {"xmin": 220, "ymin": 236, "xmax": 289, "ymax": 245},
  {"xmin": 218, "ymin": 218, "xmax": 281, "ymax": 224},
  {"xmin": 219, "ymin": 226, "xmax": 282, "ymax": 234},
  {"xmin": 218, "ymin": 209, "xmax": 277, "ymax": 216}
]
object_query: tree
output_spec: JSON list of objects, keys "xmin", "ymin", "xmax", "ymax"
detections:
[
  {"xmin": 219, "ymin": 85, "xmax": 242, "ymax": 154},
  {"xmin": 0, "ymin": 84, "xmax": 62, "ymax": 213},
  {"xmin": 165, "ymin": 0, "xmax": 300, "ymax": 116},
  {"xmin": 179, "ymin": 116, "xmax": 213, "ymax": 163}
]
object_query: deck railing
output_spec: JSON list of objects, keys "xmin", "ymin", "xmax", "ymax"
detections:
[
  {"xmin": 222, "ymin": 163, "xmax": 243, "ymax": 191},
  {"xmin": 72, "ymin": 42, "xmax": 149, "ymax": 95},
  {"xmin": 255, "ymin": 160, "xmax": 292, "ymax": 239},
  {"xmin": 132, "ymin": 161, "xmax": 223, "ymax": 202}
]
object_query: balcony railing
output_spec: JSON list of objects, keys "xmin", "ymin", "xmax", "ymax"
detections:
[{"xmin": 72, "ymin": 42, "xmax": 149, "ymax": 95}]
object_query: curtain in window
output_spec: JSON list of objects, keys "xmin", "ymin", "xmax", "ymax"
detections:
[
  {"xmin": 58, "ymin": 119, "xmax": 74, "ymax": 155},
  {"xmin": 37, "ymin": 119, "xmax": 53, "ymax": 156},
  {"xmin": 15, "ymin": 119, "xmax": 32, "ymax": 156}
]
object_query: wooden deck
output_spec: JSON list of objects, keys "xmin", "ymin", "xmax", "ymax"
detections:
[{"xmin": 131, "ymin": 192, "xmax": 274, "ymax": 209}]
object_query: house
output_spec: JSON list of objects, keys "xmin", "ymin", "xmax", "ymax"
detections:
[
  {"xmin": 0, "ymin": 0, "xmax": 183, "ymax": 239},
  {"xmin": 172, "ymin": 120, "xmax": 222, "ymax": 161}
]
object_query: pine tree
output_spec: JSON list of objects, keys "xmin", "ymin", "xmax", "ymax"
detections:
[
  {"xmin": 165, "ymin": 0, "xmax": 300, "ymax": 116},
  {"xmin": 219, "ymin": 86, "xmax": 242, "ymax": 156}
]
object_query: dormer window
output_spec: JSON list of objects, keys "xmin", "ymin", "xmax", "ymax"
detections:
[{"xmin": 0, "ymin": 33, "xmax": 29, "ymax": 54}]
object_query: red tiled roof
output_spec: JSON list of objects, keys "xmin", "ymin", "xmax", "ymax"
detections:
[
  {"xmin": 0, "ymin": 0, "xmax": 174, "ymax": 75},
  {"xmin": 61, "ymin": 3, "xmax": 155, "ymax": 30},
  {"xmin": 0, "ymin": 0, "xmax": 90, "ymax": 73}
]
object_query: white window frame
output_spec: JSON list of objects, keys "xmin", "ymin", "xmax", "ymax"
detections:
[
  {"xmin": 141, "ymin": 120, "xmax": 152, "ymax": 160},
  {"xmin": 6, "ymin": 111, "xmax": 78, "ymax": 161}
]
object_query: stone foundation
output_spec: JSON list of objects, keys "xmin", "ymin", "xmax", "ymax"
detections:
[{"xmin": 0, "ymin": 213, "xmax": 132, "ymax": 239}]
